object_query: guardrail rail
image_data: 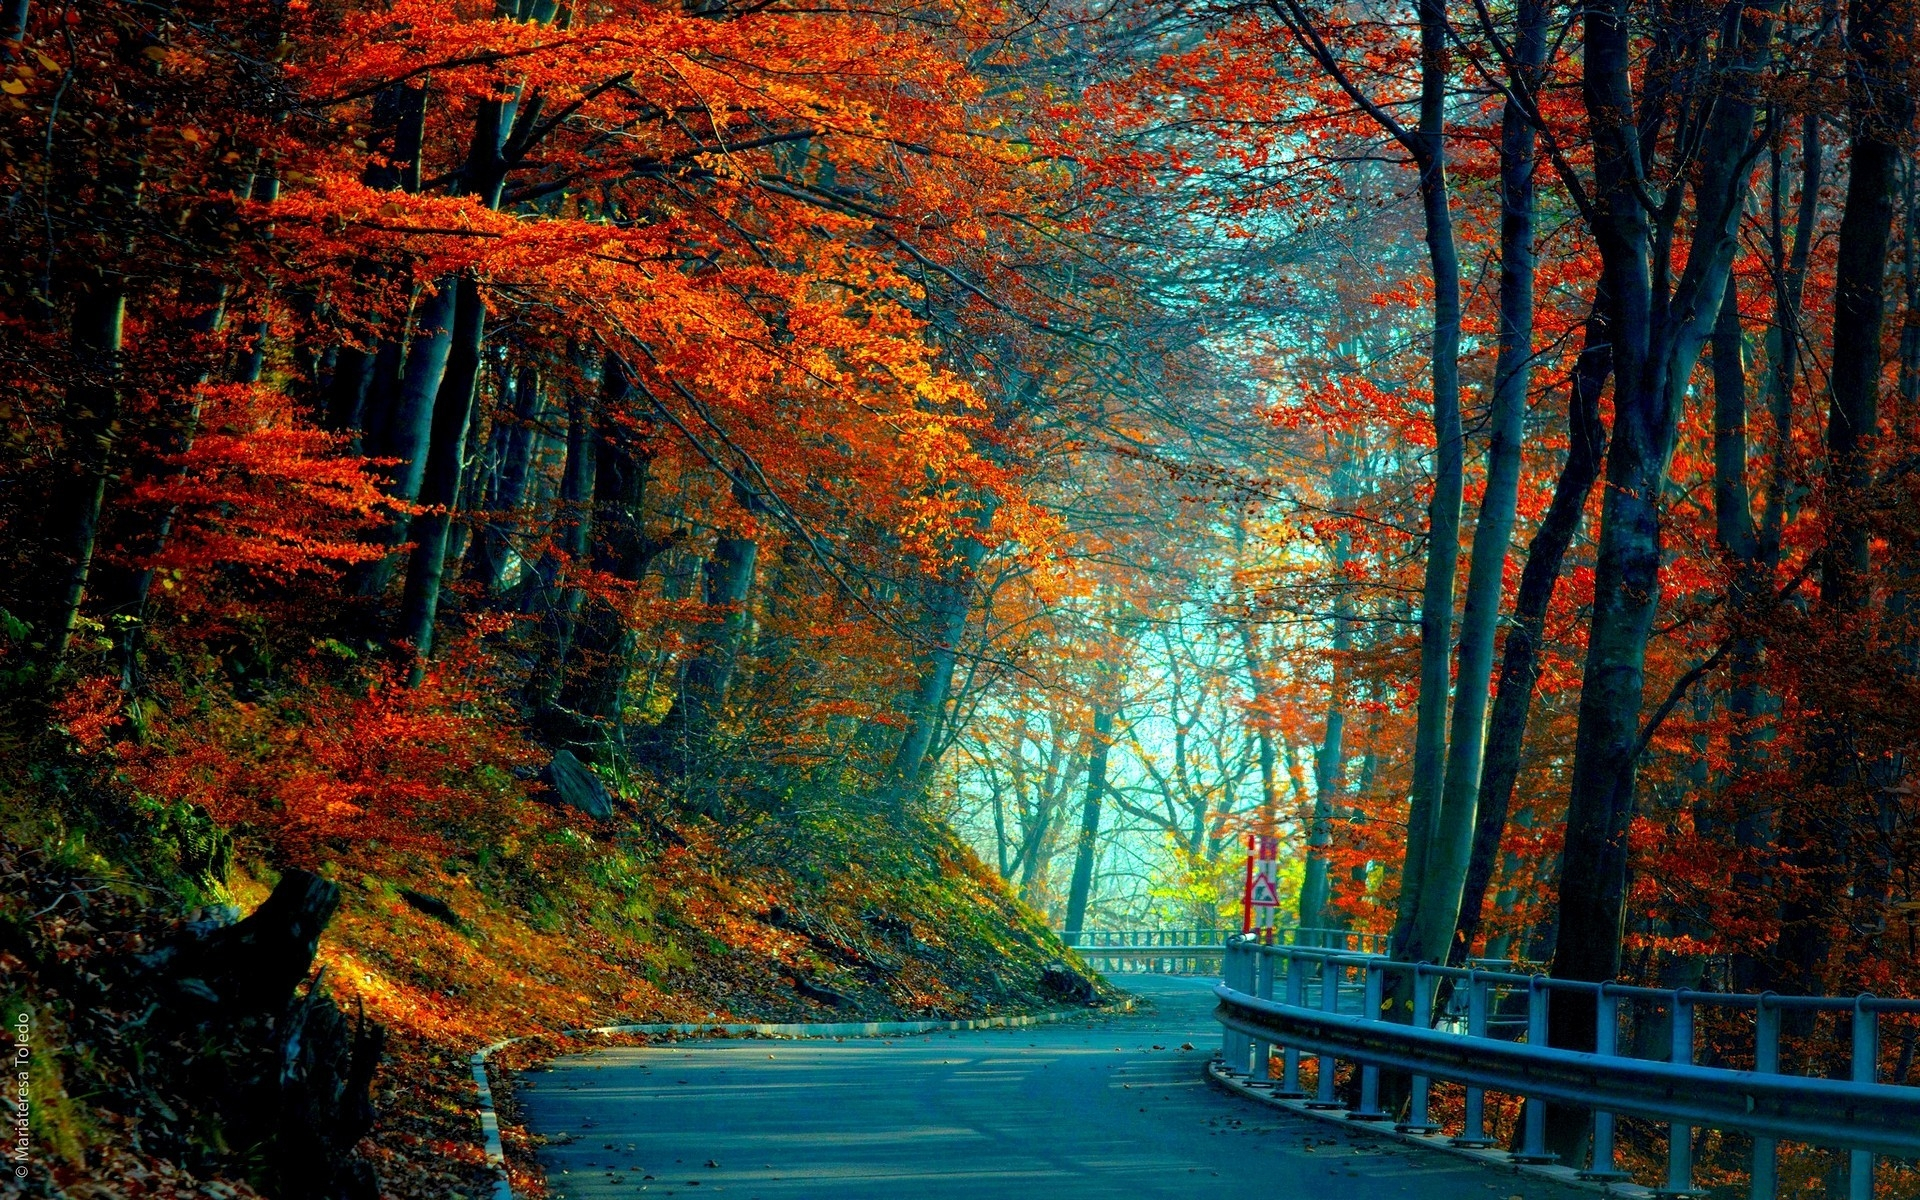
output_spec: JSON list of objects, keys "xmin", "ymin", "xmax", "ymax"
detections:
[
  {"xmin": 1213, "ymin": 939, "xmax": 1920, "ymax": 1199},
  {"xmin": 1061, "ymin": 926, "xmax": 1388, "ymax": 975}
]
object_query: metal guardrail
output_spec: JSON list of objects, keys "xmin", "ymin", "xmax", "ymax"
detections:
[
  {"xmin": 1062, "ymin": 927, "xmax": 1390, "ymax": 975},
  {"xmin": 1215, "ymin": 940, "xmax": 1920, "ymax": 1199}
]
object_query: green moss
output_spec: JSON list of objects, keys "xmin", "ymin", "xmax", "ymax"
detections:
[{"xmin": 3, "ymin": 997, "xmax": 93, "ymax": 1168}]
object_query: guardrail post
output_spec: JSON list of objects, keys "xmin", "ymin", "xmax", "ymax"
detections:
[
  {"xmin": 1452, "ymin": 971, "xmax": 1497, "ymax": 1147},
  {"xmin": 1350, "ymin": 960, "xmax": 1389, "ymax": 1119},
  {"xmin": 1661, "ymin": 990, "xmax": 1698, "ymax": 1198},
  {"xmin": 1307, "ymin": 956, "xmax": 1343, "ymax": 1108},
  {"xmin": 1748, "ymin": 994, "xmax": 1778, "ymax": 1200},
  {"xmin": 1251, "ymin": 948, "xmax": 1275, "ymax": 1083},
  {"xmin": 1510, "ymin": 976, "xmax": 1556, "ymax": 1162},
  {"xmin": 1279, "ymin": 951, "xmax": 1306, "ymax": 1097},
  {"xmin": 1397, "ymin": 965, "xmax": 1440, "ymax": 1133},
  {"xmin": 1220, "ymin": 940, "xmax": 1241, "ymax": 1068},
  {"xmin": 1582, "ymin": 983, "xmax": 1633, "ymax": 1183},
  {"xmin": 1849, "ymin": 997, "xmax": 1877, "ymax": 1200}
]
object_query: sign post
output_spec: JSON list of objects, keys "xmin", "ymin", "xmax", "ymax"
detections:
[{"xmin": 1242, "ymin": 834, "xmax": 1280, "ymax": 940}]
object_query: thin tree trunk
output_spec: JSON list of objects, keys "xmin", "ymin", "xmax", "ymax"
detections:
[
  {"xmin": 1406, "ymin": 0, "xmax": 1546, "ymax": 966},
  {"xmin": 1062, "ymin": 706, "xmax": 1113, "ymax": 945},
  {"xmin": 469, "ymin": 361, "xmax": 547, "ymax": 593},
  {"xmin": 527, "ymin": 359, "xmax": 600, "ymax": 712},
  {"xmin": 560, "ymin": 366, "xmax": 680, "ymax": 733},
  {"xmin": 884, "ymin": 497, "xmax": 995, "ymax": 808},
  {"xmin": 1300, "ymin": 492, "xmax": 1355, "ymax": 930},
  {"xmin": 1452, "ymin": 294, "xmax": 1612, "ymax": 964},
  {"xmin": 45, "ymin": 287, "xmax": 127, "ymax": 664},
  {"xmin": 1391, "ymin": 0, "xmax": 1467, "ymax": 961},
  {"xmin": 1901, "ymin": 155, "xmax": 1919, "ymax": 417}
]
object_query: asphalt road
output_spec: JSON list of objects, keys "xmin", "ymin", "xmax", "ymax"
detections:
[{"xmin": 519, "ymin": 973, "xmax": 1587, "ymax": 1200}]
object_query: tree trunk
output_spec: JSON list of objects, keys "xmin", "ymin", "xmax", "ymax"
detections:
[
  {"xmin": 352, "ymin": 279, "xmax": 457, "ymax": 598},
  {"xmin": 1547, "ymin": 0, "xmax": 1769, "ymax": 1155},
  {"xmin": 1300, "ymin": 497, "xmax": 1355, "ymax": 931},
  {"xmin": 1405, "ymin": 0, "xmax": 1545, "ymax": 967},
  {"xmin": 1062, "ymin": 706, "xmax": 1113, "ymax": 944},
  {"xmin": 883, "ymin": 498, "xmax": 995, "ymax": 808},
  {"xmin": 1391, "ymin": 0, "xmax": 1467, "ymax": 962},
  {"xmin": 527, "ymin": 362, "xmax": 600, "ymax": 712},
  {"xmin": 392, "ymin": 68, "xmax": 526, "ymax": 672},
  {"xmin": 327, "ymin": 83, "xmax": 426, "ymax": 444},
  {"xmin": 1784, "ymin": 0, "xmax": 1910, "ymax": 989},
  {"xmin": 559, "ymin": 367, "xmax": 679, "ymax": 734},
  {"xmin": 680, "ymin": 535, "xmax": 759, "ymax": 740},
  {"xmin": 1820, "ymin": 0, "xmax": 1906, "ymax": 612},
  {"xmin": 1452, "ymin": 294, "xmax": 1612, "ymax": 964},
  {"xmin": 45, "ymin": 286, "xmax": 128, "ymax": 665},
  {"xmin": 468, "ymin": 360, "xmax": 548, "ymax": 594},
  {"xmin": 395, "ymin": 275, "xmax": 487, "ymax": 679}
]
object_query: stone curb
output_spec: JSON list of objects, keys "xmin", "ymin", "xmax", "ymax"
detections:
[
  {"xmin": 1202, "ymin": 1058, "xmax": 1654, "ymax": 1198},
  {"xmin": 472, "ymin": 1009, "xmax": 1099, "ymax": 1200}
]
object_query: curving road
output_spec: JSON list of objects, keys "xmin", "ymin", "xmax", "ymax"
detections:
[{"xmin": 519, "ymin": 974, "xmax": 1586, "ymax": 1199}]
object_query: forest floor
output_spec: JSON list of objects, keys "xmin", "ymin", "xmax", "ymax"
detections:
[{"xmin": 0, "ymin": 728, "xmax": 1096, "ymax": 1200}]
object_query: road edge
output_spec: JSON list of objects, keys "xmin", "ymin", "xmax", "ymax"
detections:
[
  {"xmin": 473, "ymin": 1008, "xmax": 1101, "ymax": 1200},
  {"xmin": 1201, "ymin": 1058, "xmax": 1653, "ymax": 1198}
]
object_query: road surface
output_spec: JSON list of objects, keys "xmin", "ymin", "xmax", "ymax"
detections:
[{"xmin": 519, "ymin": 973, "xmax": 1586, "ymax": 1199}]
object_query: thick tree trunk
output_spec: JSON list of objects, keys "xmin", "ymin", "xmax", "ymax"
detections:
[
  {"xmin": 1820, "ymin": 0, "xmax": 1907, "ymax": 613},
  {"xmin": 1391, "ymin": 0, "xmax": 1467, "ymax": 961},
  {"xmin": 1784, "ymin": 0, "xmax": 1910, "ymax": 989},
  {"xmin": 1405, "ymin": 0, "xmax": 1545, "ymax": 966},
  {"xmin": 352, "ymin": 280, "xmax": 457, "ymax": 598},
  {"xmin": 395, "ymin": 277, "xmax": 486, "ymax": 678},
  {"xmin": 1061, "ymin": 706, "xmax": 1113, "ymax": 944},
  {"xmin": 559, "ymin": 369, "xmax": 679, "ymax": 733},
  {"xmin": 1546, "ymin": 0, "xmax": 1768, "ymax": 1155}
]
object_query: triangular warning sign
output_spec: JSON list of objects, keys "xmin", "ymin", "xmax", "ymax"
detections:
[{"xmin": 1248, "ymin": 872, "xmax": 1280, "ymax": 907}]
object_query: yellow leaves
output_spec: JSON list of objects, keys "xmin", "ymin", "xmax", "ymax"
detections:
[{"xmin": 0, "ymin": 79, "xmax": 24, "ymax": 96}]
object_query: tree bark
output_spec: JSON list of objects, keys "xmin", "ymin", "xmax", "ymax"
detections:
[
  {"xmin": 393, "ymin": 68, "xmax": 526, "ymax": 673},
  {"xmin": 352, "ymin": 279, "xmax": 457, "ymax": 598},
  {"xmin": 558, "ymin": 367, "xmax": 680, "ymax": 733},
  {"xmin": 1405, "ymin": 0, "xmax": 1546, "ymax": 967},
  {"xmin": 1390, "ymin": 0, "xmax": 1467, "ymax": 962},
  {"xmin": 1547, "ymin": 0, "xmax": 1770, "ymax": 1155},
  {"xmin": 1300, "ymin": 480, "xmax": 1355, "ymax": 931},
  {"xmin": 395, "ymin": 276, "xmax": 486, "ymax": 679},
  {"xmin": 45, "ymin": 286, "xmax": 127, "ymax": 665},
  {"xmin": 468, "ymin": 360, "xmax": 548, "ymax": 594},
  {"xmin": 1820, "ymin": 0, "xmax": 1908, "ymax": 613},
  {"xmin": 527, "ymin": 359, "xmax": 600, "ymax": 712},
  {"xmin": 883, "ymin": 497, "xmax": 995, "ymax": 808},
  {"xmin": 1452, "ymin": 295, "xmax": 1612, "ymax": 963},
  {"xmin": 1062, "ymin": 706, "xmax": 1114, "ymax": 944}
]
